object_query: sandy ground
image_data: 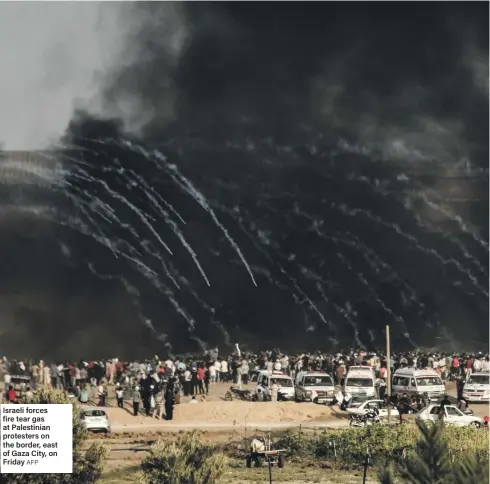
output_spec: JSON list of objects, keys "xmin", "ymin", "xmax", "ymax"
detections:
[
  {"xmin": 90, "ymin": 382, "xmax": 348, "ymax": 433},
  {"xmin": 106, "ymin": 400, "xmax": 345, "ymax": 431},
  {"xmin": 92, "ymin": 380, "xmax": 489, "ymax": 434}
]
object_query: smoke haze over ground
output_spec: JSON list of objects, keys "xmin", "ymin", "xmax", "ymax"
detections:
[{"xmin": 0, "ymin": 2, "xmax": 488, "ymax": 359}]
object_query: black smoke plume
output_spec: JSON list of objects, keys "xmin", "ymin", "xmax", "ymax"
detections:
[{"xmin": 0, "ymin": 2, "xmax": 488, "ymax": 359}]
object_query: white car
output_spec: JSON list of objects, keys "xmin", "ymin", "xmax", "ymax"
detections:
[
  {"xmin": 462, "ymin": 373, "xmax": 490, "ymax": 402},
  {"xmin": 80, "ymin": 408, "xmax": 111, "ymax": 434},
  {"xmin": 254, "ymin": 371, "xmax": 295, "ymax": 401},
  {"xmin": 416, "ymin": 404, "xmax": 483, "ymax": 428},
  {"xmin": 295, "ymin": 372, "xmax": 335, "ymax": 404},
  {"xmin": 347, "ymin": 399, "xmax": 399, "ymax": 418}
]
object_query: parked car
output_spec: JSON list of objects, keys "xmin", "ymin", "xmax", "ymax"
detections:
[
  {"xmin": 462, "ymin": 372, "xmax": 490, "ymax": 402},
  {"xmin": 254, "ymin": 371, "xmax": 295, "ymax": 401},
  {"xmin": 294, "ymin": 372, "xmax": 335, "ymax": 404},
  {"xmin": 80, "ymin": 407, "xmax": 111, "ymax": 434},
  {"xmin": 346, "ymin": 399, "xmax": 399, "ymax": 418},
  {"xmin": 416, "ymin": 404, "xmax": 483, "ymax": 428}
]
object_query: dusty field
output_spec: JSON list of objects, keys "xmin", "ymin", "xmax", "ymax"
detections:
[
  {"xmin": 106, "ymin": 400, "xmax": 346, "ymax": 431},
  {"xmin": 96, "ymin": 382, "xmax": 348, "ymax": 433}
]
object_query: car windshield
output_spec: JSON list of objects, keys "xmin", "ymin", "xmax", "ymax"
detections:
[
  {"xmin": 416, "ymin": 377, "xmax": 443, "ymax": 386},
  {"xmin": 83, "ymin": 410, "xmax": 107, "ymax": 418},
  {"xmin": 304, "ymin": 376, "xmax": 333, "ymax": 386},
  {"xmin": 467, "ymin": 374, "xmax": 490, "ymax": 384},
  {"xmin": 346, "ymin": 378, "xmax": 373, "ymax": 387},
  {"xmin": 270, "ymin": 378, "xmax": 293, "ymax": 387}
]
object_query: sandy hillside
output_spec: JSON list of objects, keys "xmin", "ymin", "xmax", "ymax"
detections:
[{"xmin": 104, "ymin": 401, "xmax": 342, "ymax": 429}]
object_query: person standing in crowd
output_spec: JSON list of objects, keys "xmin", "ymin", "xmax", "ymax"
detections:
[
  {"xmin": 132, "ymin": 386, "xmax": 141, "ymax": 416},
  {"xmin": 165, "ymin": 384, "xmax": 175, "ymax": 420},
  {"xmin": 197, "ymin": 366, "xmax": 205, "ymax": 394},
  {"xmin": 6, "ymin": 385, "xmax": 16, "ymax": 402},
  {"xmin": 191, "ymin": 367, "xmax": 199, "ymax": 396},
  {"xmin": 50, "ymin": 363, "xmax": 58, "ymax": 389},
  {"xmin": 30, "ymin": 362, "xmax": 40, "ymax": 389},
  {"xmin": 221, "ymin": 359, "xmax": 229, "ymax": 383},
  {"xmin": 271, "ymin": 381, "xmax": 279, "ymax": 403},
  {"xmin": 43, "ymin": 364, "xmax": 51, "ymax": 389},
  {"xmin": 456, "ymin": 377, "xmax": 464, "ymax": 401},
  {"xmin": 98, "ymin": 382, "xmax": 106, "ymax": 407},
  {"xmin": 241, "ymin": 358, "xmax": 250, "ymax": 385},
  {"xmin": 153, "ymin": 390, "xmax": 165, "ymax": 419},
  {"xmin": 79, "ymin": 385, "xmax": 89, "ymax": 404},
  {"xmin": 204, "ymin": 366, "xmax": 210, "ymax": 395},
  {"xmin": 184, "ymin": 368, "xmax": 192, "ymax": 396},
  {"xmin": 209, "ymin": 363, "xmax": 216, "ymax": 386},
  {"xmin": 214, "ymin": 359, "xmax": 221, "ymax": 383},
  {"xmin": 115, "ymin": 385, "xmax": 124, "ymax": 409}
]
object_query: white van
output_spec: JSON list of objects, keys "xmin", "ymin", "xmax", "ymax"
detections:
[
  {"xmin": 392, "ymin": 368, "xmax": 445, "ymax": 399},
  {"xmin": 254, "ymin": 371, "xmax": 295, "ymax": 401},
  {"xmin": 462, "ymin": 372, "xmax": 490, "ymax": 402},
  {"xmin": 294, "ymin": 372, "xmax": 335, "ymax": 404},
  {"xmin": 343, "ymin": 366, "xmax": 376, "ymax": 399}
]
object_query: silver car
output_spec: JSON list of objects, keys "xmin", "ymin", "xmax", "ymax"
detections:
[{"xmin": 80, "ymin": 408, "xmax": 111, "ymax": 434}]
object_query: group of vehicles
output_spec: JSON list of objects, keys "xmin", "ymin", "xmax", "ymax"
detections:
[
  {"xmin": 247, "ymin": 366, "xmax": 489, "ymax": 404},
  {"xmin": 346, "ymin": 398, "xmax": 485, "ymax": 428},
  {"xmin": 237, "ymin": 366, "xmax": 489, "ymax": 429}
]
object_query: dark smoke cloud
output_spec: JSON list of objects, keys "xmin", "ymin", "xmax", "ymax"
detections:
[{"xmin": 0, "ymin": 2, "xmax": 488, "ymax": 359}]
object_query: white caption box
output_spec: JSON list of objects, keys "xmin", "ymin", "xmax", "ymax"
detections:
[{"xmin": 0, "ymin": 404, "xmax": 73, "ymax": 474}]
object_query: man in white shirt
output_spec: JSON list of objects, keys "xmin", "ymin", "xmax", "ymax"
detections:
[
  {"xmin": 482, "ymin": 358, "xmax": 489, "ymax": 371},
  {"xmin": 473, "ymin": 358, "xmax": 482, "ymax": 372},
  {"xmin": 280, "ymin": 355, "xmax": 289, "ymax": 373},
  {"xmin": 214, "ymin": 360, "xmax": 221, "ymax": 383},
  {"xmin": 209, "ymin": 364, "xmax": 217, "ymax": 385},
  {"xmin": 221, "ymin": 360, "xmax": 229, "ymax": 383},
  {"xmin": 274, "ymin": 360, "xmax": 282, "ymax": 371}
]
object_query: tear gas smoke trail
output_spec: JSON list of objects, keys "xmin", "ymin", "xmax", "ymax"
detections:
[{"xmin": 0, "ymin": 3, "xmax": 487, "ymax": 358}]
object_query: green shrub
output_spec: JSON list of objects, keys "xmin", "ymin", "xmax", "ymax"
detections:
[
  {"xmin": 2, "ymin": 389, "xmax": 107, "ymax": 484},
  {"xmin": 275, "ymin": 423, "xmax": 489, "ymax": 470},
  {"xmin": 380, "ymin": 421, "xmax": 490, "ymax": 484},
  {"xmin": 140, "ymin": 430, "xmax": 228, "ymax": 484}
]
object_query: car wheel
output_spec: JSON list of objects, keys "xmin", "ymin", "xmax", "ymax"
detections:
[
  {"xmin": 278, "ymin": 455, "xmax": 285, "ymax": 468},
  {"xmin": 471, "ymin": 421, "xmax": 482, "ymax": 429},
  {"xmin": 246, "ymin": 457, "xmax": 252, "ymax": 468}
]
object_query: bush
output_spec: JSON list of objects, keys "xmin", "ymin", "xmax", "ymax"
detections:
[
  {"xmin": 140, "ymin": 430, "xmax": 228, "ymax": 484},
  {"xmin": 380, "ymin": 421, "xmax": 490, "ymax": 484},
  {"xmin": 3, "ymin": 389, "xmax": 107, "ymax": 484},
  {"xmin": 275, "ymin": 423, "xmax": 489, "ymax": 470}
]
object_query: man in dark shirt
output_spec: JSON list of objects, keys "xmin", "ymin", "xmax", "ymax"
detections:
[{"xmin": 439, "ymin": 394, "xmax": 451, "ymax": 421}]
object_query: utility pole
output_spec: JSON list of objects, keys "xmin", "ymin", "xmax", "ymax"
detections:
[{"xmin": 386, "ymin": 325, "xmax": 391, "ymax": 424}]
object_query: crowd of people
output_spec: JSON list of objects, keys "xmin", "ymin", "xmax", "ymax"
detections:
[{"xmin": 1, "ymin": 348, "xmax": 488, "ymax": 421}]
